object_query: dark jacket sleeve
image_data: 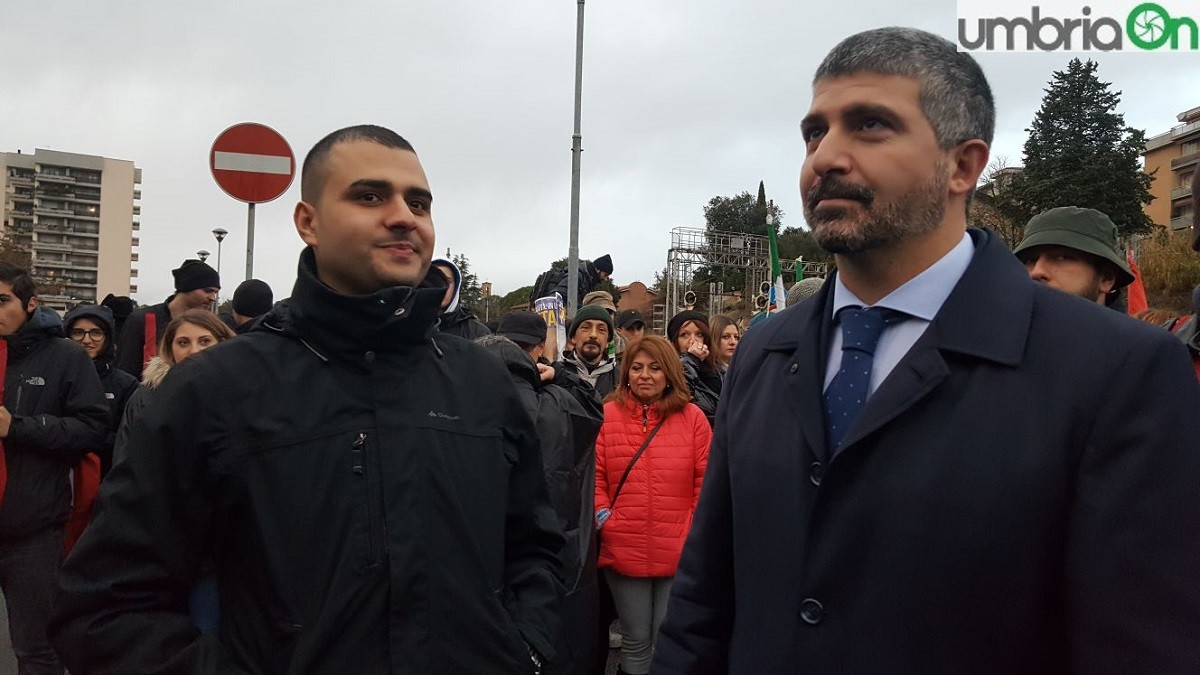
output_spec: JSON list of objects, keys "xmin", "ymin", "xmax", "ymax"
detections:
[
  {"xmin": 7, "ymin": 346, "xmax": 107, "ymax": 461},
  {"xmin": 114, "ymin": 309, "xmax": 147, "ymax": 379},
  {"xmin": 1067, "ymin": 333, "xmax": 1200, "ymax": 670},
  {"xmin": 50, "ymin": 361, "xmax": 232, "ymax": 673},
  {"xmin": 499, "ymin": 379, "xmax": 567, "ymax": 663},
  {"xmin": 680, "ymin": 354, "xmax": 720, "ymax": 427},
  {"xmin": 653, "ymin": 356, "xmax": 737, "ymax": 673}
]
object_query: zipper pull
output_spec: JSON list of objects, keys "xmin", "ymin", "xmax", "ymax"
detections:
[
  {"xmin": 642, "ymin": 405, "xmax": 649, "ymax": 433},
  {"xmin": 351, "ymin": 432, "xmax": 367, "ymax": 475}
]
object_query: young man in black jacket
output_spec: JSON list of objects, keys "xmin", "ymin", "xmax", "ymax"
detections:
[
  {"xmin": 0, "ymin": 264, "xmax": 107, "ymax": 674},
  {"xmin": 114, "ymin": 258, "xmax": 220, "ymax": 379},
  {"xmin": 51, "ymin": 125, "xmax": 564, "ymax": 673}
]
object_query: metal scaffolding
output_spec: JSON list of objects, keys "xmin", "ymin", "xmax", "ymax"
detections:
[{"xmin": 664, "ymin": 227, "xmax": 828, "ymax": 320}]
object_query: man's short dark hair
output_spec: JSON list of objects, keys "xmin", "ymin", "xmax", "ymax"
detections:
[
  {"xmin": 0, "ymin": 263, "xmax": 37, "ymax": 307},
  {"xmin": 814, "ymin": 27, "xmax": 995, "ymax": 149},
  {"xmin": 301, "ymin": 125, "xmax": 416, "ymax": 204}
]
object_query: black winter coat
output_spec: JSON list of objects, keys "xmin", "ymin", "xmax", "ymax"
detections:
[
  {"xmin": 559, "ymin": 352, "xmax": 618, "ymax": 399},
  {"xmin": 680, "ymin": 353, "xmax": 721, "ymax": 427},
  {"xmin": 654, "ymin": 229, "xmax": 1200, "ymax": 673},
  {"xmin": 114, "ymin": 299, "xmax": 172, "ymax": 381},
  {"xmin": 51, "ymin": 249, "xmax": 565, "ymax": 673},
  {"xmin": 478, "ymin": 336, "xmax": 604, "ymax": 674},
  {"xmin": 437, "ymin": 306, "xmax": 491, "ymax": 340},
  {"xmin": 0, "ymin": 307, "xmax": 107, "ymax": 539}
]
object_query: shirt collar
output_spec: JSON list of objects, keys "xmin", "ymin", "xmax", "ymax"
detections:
[{"xmin": 830, "ymin": 231, "xmax": 975, "ymax": 321}]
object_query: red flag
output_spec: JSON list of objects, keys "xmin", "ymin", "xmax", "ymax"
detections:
[{"xmin": 1126, "ymin": 250, "xmax": 1148, "ymax": 316}]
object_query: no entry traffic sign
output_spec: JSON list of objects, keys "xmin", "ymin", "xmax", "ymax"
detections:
[{"xmin": 209, "ymin": 123, "xmax": 295, "ymax": 204}]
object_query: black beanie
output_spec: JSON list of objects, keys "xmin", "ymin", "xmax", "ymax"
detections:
[
  {"xmin": 667, "ymin": 310, "xmax": 709, "ymax": 346},
  {"xmin": 172, "ymin": 259, "xmax": 221, "ymax": 293},
  {"xmin": 593, "ymin": 254, "xmax": 613, "ymax": 275},
  {"xmin": 232, "ymin": 279, "xmax": 274, "ymax": 317}
]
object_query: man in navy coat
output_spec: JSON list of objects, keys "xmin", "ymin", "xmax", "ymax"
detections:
[{"xmin": 653, "ymin": 27, "xmax": 1200, "ymax": 674}]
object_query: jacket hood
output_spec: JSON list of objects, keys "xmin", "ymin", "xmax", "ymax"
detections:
[
  {"xmin": 255, "ymin": 247, "xmax": 449, "ymax": 358},
  {"xmin": 64, "ymin": 304, "xmax": 118, "ymax": 361},
  {"xmin": 5, "ymin": 306, "xmax": 63, "ymax": 362},
  {"xmin": 431, "ymin": 258, "xmax": 462, "ymax": 313},
  {"xmin": 475, "ymin": 334, "xmax": 540, "ymax": 388},
  {"xmin": 141, "ymin": 355, "xmax": 172, "ymax": 389}
]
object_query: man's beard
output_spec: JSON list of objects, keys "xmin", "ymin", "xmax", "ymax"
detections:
[
  {"xmin": 578, "ymin": 340, "xmax": 605, "ymax": 364},
  {"xmin": 804, "ymin": 165, "xmax": 948, "ymax": 255}
]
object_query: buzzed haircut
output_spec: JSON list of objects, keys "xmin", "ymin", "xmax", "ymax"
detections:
[
  {"xmin": 0, "ymin": 263, "xmax": 37, "ymax": 307},
  {"xmin": 814, "ymin": 27, "xmax": 995, "ymax": 149},
  {"xmin": 300, "ymin": 125, "xmax": 416, "ymax": 203}
]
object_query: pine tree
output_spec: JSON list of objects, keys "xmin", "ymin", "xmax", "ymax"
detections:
[
  {"xmin": 451, "ymin": 253, "xmax": 483, "ymax": 314},
  {"xmin": 1004, "ymin": 58, "xmax": 1154, "ymax": 238}
]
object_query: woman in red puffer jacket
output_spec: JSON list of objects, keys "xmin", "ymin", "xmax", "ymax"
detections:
[{"xmin": 595, "ymin": 335, "xmax": 711, "ymax": 675}]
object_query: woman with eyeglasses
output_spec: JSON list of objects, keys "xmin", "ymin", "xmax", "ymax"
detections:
[{"xmin": 63, "ymin": 304, "xmax": 138, "ymax": 477}]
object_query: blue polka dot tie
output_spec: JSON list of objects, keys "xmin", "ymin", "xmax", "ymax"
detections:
[{"xmin": 823, "ymin": 306, "xmax": 906, "ymax": 454}]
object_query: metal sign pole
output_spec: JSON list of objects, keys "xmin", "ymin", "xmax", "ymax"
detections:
[{"xmin": 246, "ymin": 202, "xmax": 256, "ymax": 280}]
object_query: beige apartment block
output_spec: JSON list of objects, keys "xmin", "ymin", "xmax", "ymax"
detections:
[
  {"xmin": 0, "ymin": 148, "xmax": 140, "ymax": 310},
  {"xmin": 1143, "ymin": 106, "xmax": 1199, "ymax": 232}
]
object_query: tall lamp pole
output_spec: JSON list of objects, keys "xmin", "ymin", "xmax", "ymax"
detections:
[
  {"xmin": 212, "ymin": 228, "xmax": 228, "ymax": 277},
  {"xmin": 196, "ymin": 250, "xmax": 210, "ymax": 263},
  {"xmin": 566, "ymin": 0, "xmax": 586, "ymax": 319}
]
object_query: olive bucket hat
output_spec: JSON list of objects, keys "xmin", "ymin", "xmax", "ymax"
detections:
[{"xmin": 1013, "ymin": 206, "xmax": 1135, "ymax": 288}]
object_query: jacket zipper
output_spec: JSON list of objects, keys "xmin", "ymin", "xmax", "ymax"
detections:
[
  {"xmin": 351, "ymin": 432, "xmax": 379, "ymax": 566},
  {"xmin": 642, "ymin": 404, "xmax": 649, "ymax": 433}
]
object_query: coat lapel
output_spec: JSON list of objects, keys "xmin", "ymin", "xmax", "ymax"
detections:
[
  {"xmin": 836, "ymin": 229, "xmax": 1033, "ymax": 456},
  {"xmin": 764, "ymin": 279, "xmax": 835, "ymax": 461}
]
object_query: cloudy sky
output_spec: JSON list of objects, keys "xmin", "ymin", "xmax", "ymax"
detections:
[{"xmin": 3, "ymin": 0, "xmax": 1197, "ymax": 303}]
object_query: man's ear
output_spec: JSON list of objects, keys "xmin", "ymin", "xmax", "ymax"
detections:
[
  {"xmin": 948, "ymin": 139, "xmax": 990, "ymax": 202},
  {"xmin": 295, "ymin": 201, "xmax": 318, "ymax": 247},
  {"xmin": 25, "ymin": 296, "xmax": 37, "ymax": 314}
]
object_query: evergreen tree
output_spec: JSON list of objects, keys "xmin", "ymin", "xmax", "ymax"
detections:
[
  {"xmin": 696, "ymin": 185, "xmax": 784, "ymax": 289},
  {"xmin": 1004, "ymin": 58, "xmax": 1154, "ymax": 238},
  {"xmin": 451, "ymin": 253, "xmax": 483, "ymax": 314}
]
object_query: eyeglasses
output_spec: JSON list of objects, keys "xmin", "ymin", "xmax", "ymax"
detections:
[{"xmin": 68, "ymin": 328, "xmax": 105, "ymax": 341}]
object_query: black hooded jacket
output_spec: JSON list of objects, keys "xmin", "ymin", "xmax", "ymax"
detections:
[
  {"xmin": 0, "ymin": 307, "xmax": 107, "ymax": 539},
  {"xmin": 51, "ymin": 248, "xmax": 564, "ymax": 673},
  {"xmin": 476, "ymin": 335, "xmax": 603, "ymax": 674},
  {"xmin": 438, "ymin": 305, "xmax": 491, "ymax": 340},
  {"xmin": 63, "ymin": 304, "xmax": 139, "ymax": 475}
]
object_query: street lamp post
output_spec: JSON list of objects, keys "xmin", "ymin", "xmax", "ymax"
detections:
[
  {"xmin": 197, "ymin": 250, "xmax": 210, "ymax": 263},
  {"xmin": 211, "ymin": 228, "xmax": 228, "ymax": 277}
]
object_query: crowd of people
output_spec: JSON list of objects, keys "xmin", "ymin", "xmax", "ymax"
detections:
[{"xmin": 0, "ymin": 24, "xmax": 1197, "ymax": 675}]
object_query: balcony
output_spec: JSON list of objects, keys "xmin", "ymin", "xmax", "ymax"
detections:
[
  {"xmin": 37, "ymin": 174, "xmax": 75, "ymax": 184},
  {"xmin": 33, "ymin": 242, "xmax": 73, "ymax": 253},
  {"xmin": 130, "ymin": 253, "xmax": 139, "ymax": 262},
  {"xmin": 74, "ymin": 174, "xmax": 101, "ymax": 186},
  {"xmin": 129, "ymin": 284, "xmax": 138, "ymax": 293},
  {"xmin": 34, "ymin": 225, "xmax": 99, "ymax": 238},
  {"xmin": 72, "ymin": 210, "xmax": 100, "ymax": 221},
  {"xmin": 133, "ymin": 205, "xmax": 141, "ymax": 215},
  {"xmin": 132, "ymin": 190, "xmax": 141, "ymax": 200},
  {"xmin": 72, "ymin": 194, "xmax": 99, "ymax": 204},
  {"xmin": 8, "ymin": 176, "xmax": 34, "ymax": 187},
  {"xmin": 131, "ymin": 221, "xmax": 140, "ymax": 231},
  {"xmin": 1173, "ymin": 185, "xmax": 1194, "ymax": 200},
  {"xmin": 33, "ymin": 206, "xmax": 72, "ymax": 217},
  {"xmin": 1171, "ymin": 215, "xmax": 1192, "ymax": 230},
  {"xmin": 34, "ymin": 260, "xmax": 98, "ymax": 273},
  {"xmin": 131, "ymin": 237, "xmax": 140, "ymax": 247},
  {"xmin": 1172, "ymin": 152, "xmax": 1200, "ymax": 170}
]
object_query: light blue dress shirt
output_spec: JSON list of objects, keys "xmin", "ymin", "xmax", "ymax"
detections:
[{"xmin": 823, "ymin": 232, "xmax": 975, "ymax": 396}]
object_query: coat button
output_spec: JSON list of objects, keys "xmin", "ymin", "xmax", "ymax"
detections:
[
  {"xmin": 800, "ymin": 598, "xmax": 824, "ymax": 625},
  {"xmin": 809, "ymin": 461, "xmax": 823, "ymax": 487},
  {"xmin": 364, "ymin": 351, "xmax": 376, "ymax": 363},
  {"xmin": 789, "ymin": 363, "xmax": 798, "ymax": 374}
]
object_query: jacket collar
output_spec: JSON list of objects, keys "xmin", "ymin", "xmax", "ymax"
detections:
[
  {"xmin": 764, "ymin": 228, "xmax": 1029, "ymax": 367},
  {"xmin": 264, "ymin": 247, "xmax": 448, "ymax": 356},
  {"xmin": 4, "ymin": 306, "xmax": 62, "ymax": 362}
]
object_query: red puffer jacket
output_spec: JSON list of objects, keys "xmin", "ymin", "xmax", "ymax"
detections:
[{"xmin": 595, "ymin": 397, "xmax": 711, "ymax": 577}]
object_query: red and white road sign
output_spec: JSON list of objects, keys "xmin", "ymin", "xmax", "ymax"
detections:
[{"xmin": 209, "ymin": 123, "xmax": 295, "ymax": 204}]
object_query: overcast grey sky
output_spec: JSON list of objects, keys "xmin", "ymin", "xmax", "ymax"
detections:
[{"xmin": 3, "ymin": 0, "xmax": 1197, "ymax": 303}]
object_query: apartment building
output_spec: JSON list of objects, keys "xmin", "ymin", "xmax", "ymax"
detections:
[
  {"xmin": 0, "ymin": 148, "xmax": 140, "ymax": 310},
  {"xmin": 1143, "ymin": 106, "xmax": 1199, "ymax": 231}
]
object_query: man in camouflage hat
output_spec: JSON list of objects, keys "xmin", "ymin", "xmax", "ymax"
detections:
[{"xmin": 1014, "ymin": 206, "xmax": 1134, "ymax": 306}]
